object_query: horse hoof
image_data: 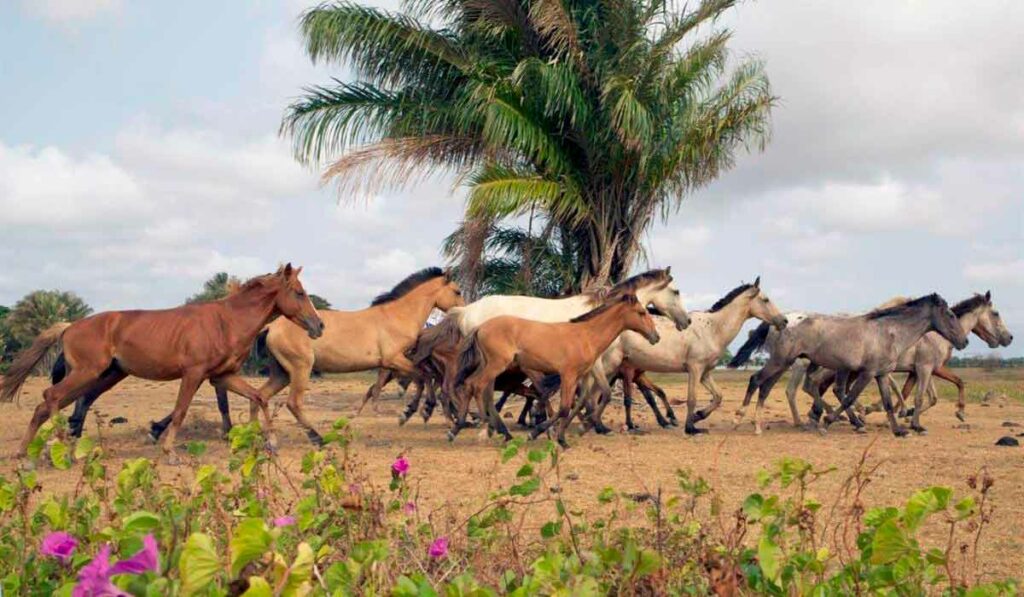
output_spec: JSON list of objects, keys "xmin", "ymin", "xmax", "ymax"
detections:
[
  {"xmin": 397, "ymin": 414, "xmax": 409, "ymax": 426},
  {"xmin": 145, "ymin": 431, "xmax": 160, "ymax": 445},
  {"xmin": 446, "ymin": 431, "xmax": 456, "ymax": 443},
  {"xmin": 594, "ymin": 424, "xmax": 612, "ymax": 436},
  {"xmin": 956, "ymin": 411, "xmax": 966, "ymax": 422},
  {"xmin": 264, "ymin": 441, "xmax": 279, "ymax": 455},
  {"xmin": 754, "ymin": 427, "xmax": 763, "ymax": 436},
  {"xmin": 557, "ymin": 439, "xmax": 570, "ymax": 449},
  {"xmin": 853, "ymin": 426, "xmax": 868, "ymax": 435},
  {"xmin": 684, "ymin": 425, "xmax": 709, "ymax": 436},
  {"xmin": 893, "ymin": 427, "xmax": 909, "ymax": 438},
  {"xmin": 911, "ymin": 426, "xmax": 927, "ymax": 435},
  {"xmin": 668, "ymin": 419, "xmax": 680, "ymax": 428}
]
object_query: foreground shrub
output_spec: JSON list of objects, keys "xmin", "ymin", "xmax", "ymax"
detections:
[{"xmin": 0, "ymin": 421, "xmax": 1017, "ymax": 596}]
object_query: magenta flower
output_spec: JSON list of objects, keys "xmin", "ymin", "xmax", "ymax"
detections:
[
  {"xmin": 402, "ymin": 501, "xmax": 416, "ymax": 515},
  {"xmin": 273, "ymin": 516, "xmax": 296, "ymax": 528},
  {"xmin": 73, "ymin": 534, "xmax": 160, "ymax": 597},
  {"xmin": 391, "ymin": 456, "xmax": 410, "ymax": 478},
  {"xmin": 428, "ymin": 536, "xmax": 449, "ymax": 559},
  {"xmin": 40, "ymin": 531, "xmax": 78, "ymax": 563},
  {"xmin": 348, "ymin": 483, "xmax": 362, "ymax": 495}
]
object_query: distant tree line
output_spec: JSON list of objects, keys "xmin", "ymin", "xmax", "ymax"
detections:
[{"xmin": 947, "ymin": 355, "xmax": 1023, "ymax": 369}]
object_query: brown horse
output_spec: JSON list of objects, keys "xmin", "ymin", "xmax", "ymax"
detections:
[
  {"xmin": 0, "ymin": 265, "xmax": 324, "ymax": 463},
  {"xmin": 248, "ymin": 267, "xmax": 463, "ymax": 444},
  {"xmin": 453, "ymin": 294, "xmax": 660, "ymax": 447}
]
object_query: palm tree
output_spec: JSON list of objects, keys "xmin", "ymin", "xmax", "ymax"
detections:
[
  {"xmin": 283, "ymin": 0, "xmax": 774, "ymax": 288},
  {"xmin": 4, "ymin": 290, "xmax": 92, "ymax": 349},
  {"xmin": 186, "ymin": 272, "xmax": 242, "ymax": 304}
]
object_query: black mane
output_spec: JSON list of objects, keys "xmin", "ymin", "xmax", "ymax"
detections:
[
  {"xmin": 371, "ymin": 267, "xmax": 445, "ymax": 306},
  {"xmin": 866, "ymin": 293, "xmax": 945, "ymax": 320},
  {"xmin": 951, "ymin": 294, "xmax": 989, "ymax": 317},
  {"xmin": 571, "ymin": 294, "xmax": 638, "ymax": 322},
  {"xmin": 709, "ymin": 283, "xmax": 755, "ymax": 313}
]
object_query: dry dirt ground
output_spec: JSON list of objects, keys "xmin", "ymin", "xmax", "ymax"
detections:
[{"xmin": 1, "ymin": 368, "xmax": 1022, "ymax": 581}]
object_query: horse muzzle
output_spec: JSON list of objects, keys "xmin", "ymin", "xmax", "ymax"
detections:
[
  {"xmin": 305, "ymin": 317, "xmax": 326, "ymax": 339},
  {"xmin": 646, "ymin": 330, "xmax": 661, "ymax": 345},
  {"xmin": 674, "ymin": 314, "xmax": 692, "ymax": 331},
  {"xmin": 772, "ymin": 316, "xmax": 788, "ymax": 330}
]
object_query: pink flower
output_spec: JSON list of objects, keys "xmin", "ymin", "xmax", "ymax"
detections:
[
  {"xmin": 73, "ymin": 534, "xmax": 160, "ymax": 597},
  {"xmin": 391, "ymin": 456, "xmax": 409, "ymax": 478},
  {"xmin": 273, "ymin": 516, "xmax": 296, "ymax": 528},
  {"xmin": 428, "ymin": 536, "xmax": 449, "ymax": 559},
  {"xmin": 402, "ymin": 502, "xmax": 416, "ymax": 515},
  {"xmin": 348, "ymin": 483, "xmax": 362, "ymax": 495},
  {"xmin": 40, "ymin": 531, "xmax": 77, "ymax": 563}
]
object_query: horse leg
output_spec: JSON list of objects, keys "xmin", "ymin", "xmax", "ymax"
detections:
[
  {"xmin": 483, "ymin": 381, "xmax": 512, "ymax": 441},
  {"xmin": 875, "ymin": 373, "xmax": 908, "ymax": 437},
  {"xmin": 906, "ymin": 365, "xmax": 932, "ymax": 434},
  {"xmin": 683, "ymin": 366, "xmax": 708, "ymax": 435},
  {"xmin": 68, "ymin": 366, "xmax": 128, "ymax": 440},
  {"xmin": 824, "ymin": 371, "xmax": 870, "ymax": 432},
  {"xmin": 215, "ymin": 386, "xmax": 233, "ymax": 438},
  {"xmin": 932, "ymin": 366, "xmax": 966, "ymax": 421},
  {"xmin": 588, "ymin": 366, "xmax": 616, "ymax": 435},
  {"xmin": 214, "ymin": 373, "xmax": 282, "ymax": 450},
  {"xmin": 398, "ymin": 373, "xmax": 424, "ymax": 426},
  {"xmin": 161, "ymin": 371, "xmax": 207, "ymax": 464},
  {"xmin": 784, "ymin": 361, "xmax": 806, "ymax": 427},
  {"xmin": 804, "ymin": 365, "xmax": 836, "ymax": 423},
  {"xmin": 359, "ymin": 369, "xmax": 391, "ymax": 416},
  {"xmin": 421, "ymin": 378, "xmax": 438, "ymax": 423},
  {"xmin": 620, "ymin": 371, "xmax": 640, "ymax": 431},
  {"xmin": 753, "ymin": 369, "xmax": 786, "ymax": 435},
  {"xmin": 899, "ymin": 373, "xmax": 917, "ymax": 417},
  {"xmin": 18, "ymin": 359, "xmax": 112, "ymax": 457},
  {"xmin": 636, "ymin": 373, "xmax": 674, "ymax": 427},
  {"xmin": 551, "ymin": 373, "xmax": 580, "ymax": 448},
  {"xmin": 694, "ymin": 371, "xmax": 725, "ymax": 424},
  {"xmin": 735, "ymin": 359, "xmax": 788, "ymax": 428}
]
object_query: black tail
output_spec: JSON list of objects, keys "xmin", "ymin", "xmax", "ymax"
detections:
[
  {"xmin": 454, "ymin": 331, "xmax": 483, "ymax": 388},
  {"xmin": 51, "ymin": 351, "xmax": 68, "ymax": 385},
  {"xmin": 252, "ymin": 329, "xmax": 288, "ymax": 381},
  {"xmin": 729, "ymin": 322, "xmax": 771, "ymax": 368},
  {"xmin": 535, "ymin": 374, "xmax": 561, "ymax": 398}
]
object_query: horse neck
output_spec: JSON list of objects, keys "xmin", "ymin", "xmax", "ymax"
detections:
[
  {"xmin": 574, "ymin": 306, "xmax": 633, "ymax": 358},
  {"xmin": 879, "ymin": 307, "xmax": 934, "ymax": 352},
  {"xmin": 957, "ymin": 308, "xmax": 982, "ymax": 337},
  {"xmin": 222, "ymin": 286, "xmax": 280, "ymax": 340},
  {"xmin": 706, "ymin": 297, "xmax": 754, "ymax": 349},
  {"xmin": 378, "ymin": 282, "xmax": 440, "ymax": 331}
]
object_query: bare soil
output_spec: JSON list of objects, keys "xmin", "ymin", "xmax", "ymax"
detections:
[{"xmin": 1, "ymin": 368, "xmax": 1022, "ymax": 580}]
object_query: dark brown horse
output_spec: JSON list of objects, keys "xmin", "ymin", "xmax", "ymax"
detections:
[{"xmin": 0, "ymin": 264, "xmax": 324, "ymax": 463}]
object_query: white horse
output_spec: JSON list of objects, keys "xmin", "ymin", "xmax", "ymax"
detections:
[
  {"xmin": 584, "ymin": 278, "xmax": 787, "ymax": 434},
  {"xmin": 445, "ymin": 268, "xmax": 691, "ymax": 432}
]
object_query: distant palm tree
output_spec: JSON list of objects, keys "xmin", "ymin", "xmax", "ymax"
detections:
[
  {"xmin": 4, "ymin": 290, "xmax": 92, "ymax": 349},
  {"xmin": 186, "ymin": 272, "xmax": 242, "ymax": 304},
  {"xmin": 283, "ymin": 0, "xmax": 774, "ymax": 288}
]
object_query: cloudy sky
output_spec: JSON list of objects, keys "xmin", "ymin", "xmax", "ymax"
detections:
[{"xmin": 1, "ymin": 0, "xmax": 1020, "ymax": 356}]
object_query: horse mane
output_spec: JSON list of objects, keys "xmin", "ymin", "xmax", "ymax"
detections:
[
  {"xmin": 370, "ymin": 267, "xmax": 445, "ymax": 306},
  {"xmin": 407, "ymin": 317, "xmax": 462, "ymax": 365},
  {"xmin": 863, "ymin": 295, "xmax": 912, "ymax": 316},
  {"xmin": 238, "ymin": 272, "xmax": 280, "ymax": 291},
  {"xmin": 585, "ymin": 269, "xmax": 670, "ymax": 302},
  {"xmin": 709, "ymin": 283, "xmax": 755, "ymax": 313},
  {"xmin": 952, "ymin": 294, "xmax": 989, "ymax": 317},
  {"xmin": 570, "ymin": 294, "xmax": 639, "ymax": 322},
  {"xmin": 866, "ymin": 293, "xmax": 945, "ymax": 320}
]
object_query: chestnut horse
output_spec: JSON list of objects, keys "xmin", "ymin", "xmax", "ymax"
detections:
[
  {"xmin": 0, "ymin": 265, "xmax": 324, "ymax": 463},
  {"xmin": 453, "ymin": 294, "xmax": 661, "ymax": 447}
]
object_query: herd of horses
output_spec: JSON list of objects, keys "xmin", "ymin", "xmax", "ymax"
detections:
[{"xmin": 0, "ymin": 263, "xmax": 1014, "ymax": 463}]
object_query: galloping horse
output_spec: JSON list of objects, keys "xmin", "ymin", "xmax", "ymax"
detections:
[
  {"xmin": 248, "ymin": 267, "xmax": 463, "ymax": 444},
  {"xmin": 587, "ymin": 278, "xmax": 787, "ymax": 434},
  {"xmin": 735, "ymin": 294, "xmax": 968, "ymax": 436},
  {"xmin": 0, "ymin": 265, "xmax": 324, "ymax": 463},
  {"xmin": 435, "ymin": 268, "xmax": 691, "ymax": 432},
  {"xmin": 805, "ymin": 292, "xmax": 1013, "ymax": 428},
  {"xmin": 453, "ymin": 294, "xmax": 661, "ymax": 447}
]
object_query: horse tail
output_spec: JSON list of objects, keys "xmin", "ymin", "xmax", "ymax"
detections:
[
  {"xmin": 454, "ymin": 330, "xmax": 484, "ymax": 388},
  {"xmin": 409, "ymin": 317, "xmax": 462, "ymax": 366},
  {"xmin": 728, "ymin": 322, "xmax": 771, "ymax": 368},
  {"xmin": 51, "ymin": 351, "xmax": 68, "ymax": 385},
  {"xmin": 253, "ymin": 329, "xmax": 288, "ymax": 382},
  {"xmin": 1, "ymin": 322, "xmax": 72, "ymax": 403}
]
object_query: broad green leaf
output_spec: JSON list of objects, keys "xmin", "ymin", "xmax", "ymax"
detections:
[
  {"xmin": 871, "ymin": 520, "xmax": 912, "ymax": 564},
  {"xmin": 74, "ymin": 436, "xmax": 96, "ymax": 459},
  {"xmin": 758, "ymin": 534, "xmax": 782, "ymax": 582},
  {"xmin": 241, "ymin": 576, "xmax": 273, "ymax": 597},
  {"xmin": 281, "ymin": 542, "xmax": 314, "ymax": 597},
  {"xmin": 904, "ymin": 487, "xmax": 952, "ymax": 531},
  {"xmin": 230, "ymin": 518, "xmax": 272, "ymax": 576},
  {"xmin": 50, "ymin": 440, "xmax": 71, "ymax": 470},
  {"xmin": 179, "ymin": 533, "xmax": 220, "ymax": 596},
  {"xmin": 509, "ymin": 477, "xmax": 540, "ymax": 497},
  {"xmin": 122, "ymin": 511, "xmax": 161, "ymax": 534}
]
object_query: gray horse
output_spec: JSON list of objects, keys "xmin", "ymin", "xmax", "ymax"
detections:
[
  {"xmin": 802, "ymin": 292, "xmax": 1012, "ymax": 430},
  {"xmin": 734, "ymin": 294, "xmax": 968, "ymax": 436}
]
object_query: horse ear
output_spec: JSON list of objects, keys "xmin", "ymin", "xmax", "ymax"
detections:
[
  {"xmin": 295, "ymin": 266, "xmax": 303, "ymax": 277},
  {"xmin": 985, "ymin": 290, "xmax": 991, "ymax": 302},
  {"xmin": 443, "ymin": 267, "xmax": 453, "ymax": 282},
  {"xmin": 753, "ymin": 276, "xmax": 761, "ymax": 288},
  {"xmin": 283, "ymin": 263, "xmax": 294, "ymax": 278},
  {"xmin": 664, "ymin": 266, "xmax": 671, "ymax": 276}
]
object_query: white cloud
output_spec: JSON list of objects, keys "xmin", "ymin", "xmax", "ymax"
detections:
[
  {"xmin": 22, "ymin": 0, "xmax": 121, "ymax": 23},
  {"xmin": 964, "ymin": 260, "xmax": 1024, "ymax": 285},
  {"xmin": 0, "ymin": 143, "xmax": 150, "ymax": 227}
]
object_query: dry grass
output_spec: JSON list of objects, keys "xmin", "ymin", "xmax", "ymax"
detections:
[{"xmin": 1, "ymin": 368, "xmax": 1021, "ymax": 580}]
